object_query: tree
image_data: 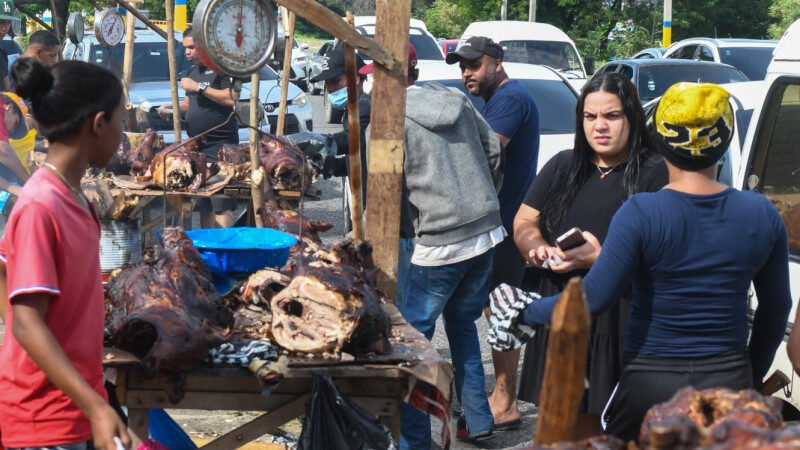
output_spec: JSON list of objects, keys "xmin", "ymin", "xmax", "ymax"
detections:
[{"xmin": 769, "ymin": 0, "xmax": 800, "ymax": 38}]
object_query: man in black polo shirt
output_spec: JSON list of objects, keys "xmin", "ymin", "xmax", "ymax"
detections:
[
  {"xmin": 0, "ymin": 1, "xmax": 21, "ymax": 91},
  {"xmin": 163, "ymin": 25, "xmax": 239, "ymax": 228}
]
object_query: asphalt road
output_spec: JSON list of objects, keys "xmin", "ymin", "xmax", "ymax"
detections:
[{"xmin": 305, "ymin": 94, "xmax": 537, "ymax": 449}]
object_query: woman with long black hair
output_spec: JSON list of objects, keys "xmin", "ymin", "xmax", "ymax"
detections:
[{"xmin": 513, "ymin": 72, "xmax": 668, "ymax": 437}]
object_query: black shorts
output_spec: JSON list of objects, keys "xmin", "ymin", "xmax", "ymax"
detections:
[
  {"xmin": 603, "ymin": 351, "xmax": 753, "ymax": 442},
  {"xmin": 490, "ymin": 236, "xmax": 526, "ymax": 289}
]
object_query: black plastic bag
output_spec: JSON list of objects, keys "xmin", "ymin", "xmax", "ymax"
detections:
[{"xmin": 299, "ymin": 373, "xmax": 396, "ymax": 450}]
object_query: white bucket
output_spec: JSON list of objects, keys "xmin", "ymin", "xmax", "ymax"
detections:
[{"xmin": 100, "ymin": 219, "xmax": 143, "ymax": 272}]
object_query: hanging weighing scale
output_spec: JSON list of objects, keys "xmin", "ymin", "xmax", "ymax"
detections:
[
  {"xmin": 95, "ymin": 9, "xmax": 124, "ymax": 48},
  {"xmin": 192, "ymin": 0, "xmax": 279, "ymax": 78}
]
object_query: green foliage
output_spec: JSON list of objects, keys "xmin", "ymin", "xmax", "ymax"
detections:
[
  {"xmin": 424, "ymin": 0, "xmax": 470, "ymax": 38},
  {"xmin": 768, "ymin": 0, "xmax": 800, "ymax": 38}
]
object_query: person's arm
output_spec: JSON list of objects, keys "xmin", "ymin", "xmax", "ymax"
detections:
[
  {"xmin": 468, "ymin": 97, "xmax": 503, "ymax": 189},
  {"xmin": 514, "ymin": 204, "xmax": 556, "ymax": 267},
  {"xmin": 12, "ymin": 294, "xmax": 131, "ymax": 450},
  {"xmin": 521, "ymin": 199, "xmax": 645, "ymax": 325},
  {"xmin": 0, "ymin": 142, "xmax": 28, "ymax": 183},
  {"xmin": 483, "ymin": 94, "xmax": 524, "ymax": 151},
  {"xmin": 0, "ymin": 174, "xmax": 22, "ymax": 196},
  {"xmin": 751, "ymin": 210, "xmax": 792, "ymax": 384},
  {"xmin": 180, "ymin": 77, "xmax": 235, "ymax": 108}
]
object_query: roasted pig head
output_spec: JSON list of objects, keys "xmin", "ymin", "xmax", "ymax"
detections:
[
  {"xmin": 258, "ymin": 205, "xmax": 333, "ymax": 244},
  {"xmin": 130, "ymin": 128, "xmax": 159, "ymax": 176},
  {"xmin": 150, "ymin": 143, "xmax": 208, "ymax": 190},
  {"xmin": 260, "ymin": 134, "xmax": 316, "ymax": 191}
]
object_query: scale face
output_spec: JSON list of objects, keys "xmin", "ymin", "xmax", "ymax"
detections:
[
  {"xmin": 67, "ymin": 13, "xmax": 84, "ymax": 45},
  {"xmin": 192, "ymin": 0, "xmax": 277, "ymax": 77},
  {"xmin": 95, "ymin": 9, "xmax": 124, "ymax": 47}
]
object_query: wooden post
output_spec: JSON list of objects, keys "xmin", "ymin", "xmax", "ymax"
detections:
[
  {"xmin": 276, "ymin": 9, "xmax": 295, "ymax": 136},
  {"xmin": 164, "ymin": 0, "xmax": 181, "ymax": 138},
  {"xmin": 535, "ymin": 277, "xmax": 591, "ymax": 445},
  {"xmin": 344, "ymin": 11, "xmax": 364, "ymax": 240},
  {"xmin": 48, "ymin": 0, "xmax": 61, "ymax": 42},
  {"xmin": 249, "ymin": 71, "xmax": 266, "ymax": 227},
  {"xmin": 122, "ymin": 4, "xmax": 137, "ymax": 129},
  {"xmin": 364, "ymin": 0, "xmax": 410, "ymax": 296}
]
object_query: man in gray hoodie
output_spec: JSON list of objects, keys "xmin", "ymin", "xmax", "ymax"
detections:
[{"xmin": 394, "ymin": 62, "xmax": 504, "ymax": 447}]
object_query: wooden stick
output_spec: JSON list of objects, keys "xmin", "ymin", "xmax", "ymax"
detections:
[
  {"xmin": 273, "ymin": 0, "xmax": 395, "ymax": 71},
  {"xmin": 535, "ymin": 277, "xmax": 591, "ymax": 445},
  {"xmin": 109, "ymin": 0, "xmax": 169, "ymax": 40},
  {"xmin": 48, "ymin": 0, "xmax": 61, "ymax": 42},
  {"xmin": 275, "ymin": 10, "xmax": 294, "ymax": 136},
  {"xmin": 249, "ymin": 71, "xmax": 265, "ymax": 227},
  {"xmin": 164, "ymin": 0, "xmax": 181, "ymax": 138},
  {"xmin": 17, "ymin": 5, "xmax": 55, "ymax": 34},
  {"xmin": 344, "ymin": 11, "xmax": 364, "ymax": 240},
  {"xmin": 364, "ymin": 0, "xmax": 410, "ymax": 296},
  {"xmin": 122, "ymin": 8, "xmax": 136, "ymax": 128}
]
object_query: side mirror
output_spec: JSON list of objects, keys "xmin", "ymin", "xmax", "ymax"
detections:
[
  {"xmin": 584, "ymin": 57, "xmax": 595, "ymax": 76},
  {"xmin": 301, "ymin": 44, "xmax": 309, "ymax": 51}
]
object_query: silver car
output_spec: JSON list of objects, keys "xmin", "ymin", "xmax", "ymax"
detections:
[{"xmin": 63, "ymin": 29, "xmax": 314, "ymax": 144}]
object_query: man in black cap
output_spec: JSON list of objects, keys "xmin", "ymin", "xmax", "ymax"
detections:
[
  {"xmin": 447, "ymin": 35, "xmax": 541, "ymax": 431},
  {"xmin": 300, "ymin": 45, "xmax": 370, "ymax": 183}
]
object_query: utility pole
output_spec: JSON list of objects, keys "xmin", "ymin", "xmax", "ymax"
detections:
[
  {"xmin": 662, "ymin": 0, "xmax": 672, "ymax": 47},
  {"xmin": 529, "ymin": 0, "xmax": 536, "ymax": 22},
  {"xmin": 501, "ymin": 0, "xmax": 507, "ymax": 21}
]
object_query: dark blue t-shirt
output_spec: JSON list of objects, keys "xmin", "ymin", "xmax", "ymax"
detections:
[
  {"xmin": 522, "ymin": 188, "xmax": 791, "ymax": 382},
  {"xmin": 482, "ymin": 79, "xmax": 540, "ymax": 233}
]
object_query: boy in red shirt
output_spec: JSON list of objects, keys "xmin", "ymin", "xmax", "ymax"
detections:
[{"xmin": 0, "ymin": 59, "xmax": 131, "ymax": 450}]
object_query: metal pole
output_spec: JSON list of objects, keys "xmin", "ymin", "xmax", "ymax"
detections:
[
  {"xmin": 662, "ymin": 0, "xmax": 672, "ymax": 48},
  {"xmin": 164, "ymin": 0, "xmax": 181, "ymax": 138},
  {"xmin": 529, "ymin": 0, "xmax": 536, "ymax": 22},
  {"xmin": 501, "ymin": 0, "xmax": 507, "ymax": 21}
]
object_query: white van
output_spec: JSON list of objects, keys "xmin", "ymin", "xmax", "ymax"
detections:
[
  {"xmin": 736, "ymin": 18, "xmax": 800, "ymax": 418},
  {"xmin": 459, "ymin": 21, "xmax": 588, "ymax": 88}
]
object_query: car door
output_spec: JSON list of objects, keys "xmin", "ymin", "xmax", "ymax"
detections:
[{"xmin": 698, "ymin": 45, "xmax": 715, "ymax": 62}]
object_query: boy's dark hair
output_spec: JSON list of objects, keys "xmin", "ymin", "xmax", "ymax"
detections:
[
  {"xmin": 183, "ymin": 25, "xmax": 192, "ymax": 39},
  {"xmin": 28, "ymin": 30, "xmax": 60, "ymax": 49},
  {"xmin": 12, "ymin": 59, "xmax": 123, "ymax": 142}
]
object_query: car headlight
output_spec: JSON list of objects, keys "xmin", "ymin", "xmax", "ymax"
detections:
[{"xmin": 291, "ymin": 92, "xmax": 308, "ymax": 108}]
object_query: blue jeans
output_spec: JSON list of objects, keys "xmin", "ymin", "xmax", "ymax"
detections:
[
  {"xmin": 396, "ymin": 237, "xmax": 416, "ymax": 310},
  {"xmin": 398, "ymin": 248, "xmax": 495, "ymax": 449}
]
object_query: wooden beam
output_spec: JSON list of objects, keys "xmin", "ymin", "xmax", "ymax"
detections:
[
  {"xmin": 345, "ymin": 11, "xmax": 364, "ymax": 240},
  {"xmin": 164, "ymin": 0, "xmax": 181, "ymax": 138},
  {"xmin": 109, "ymin": 0, "xmax": 169, "ymax": 41},
  {"xmin": 16, "ymin": 5, "xmax": 55, "ymax": 34},
  {"xmin": 273, "ymin": 0, "xmax": 396, "ymax": 71},
  {"xmin": 363, "ymin": 0, "xmax": 410, "ymax": 296},
  {"xmin": 48, "ymin": 0, "xmax": 61, "ymax": 41},
  {"xmin": 122, "ymin": 6, "xmax": 136, "ymax": 120},
  {"xmin": 535, "ymin": 277, "xmax": 590, "ymax": 445},
  {"xmin": 249, "ymin": 71, "xmax": 266, "ymax": 227},
  {"xmin": 275, "ymin": 9, "xmax": 294, "ymax": 136}
]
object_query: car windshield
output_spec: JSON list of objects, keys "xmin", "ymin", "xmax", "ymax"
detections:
[
  {"xmin": 89, "ymin": 42, "xmax": 192, "ymax": 83},
  {"xmin": 417, "ymin": 79, "xmax": 576, "ymax": 134},
  {"xmin": 637, "ymin": 65, "xmax": 748, "ymax": 101},
  {"xmin": 718, "ymin": 46, "xmax": 775, "ymax": 81},
  {"xmin": 359, "ymin": 27, "xmax": 443, "ymax": 61},
  {"xmin": 445, "ymin": 42, "xmax": 457, "ymax": 53},
  {"xmin": 499, "ymin": 40, "xmax": 583, "ymax": 74}
]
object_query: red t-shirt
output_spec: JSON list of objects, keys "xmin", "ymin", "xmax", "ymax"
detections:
[{"xmin": 0, "ymin": 168, "xmax": 106, "ymax": 447}]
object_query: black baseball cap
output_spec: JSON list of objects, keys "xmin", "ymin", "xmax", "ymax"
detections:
[
  {"xmin": 445, "ymin": 36, "xmax": 504, "ymax": 65},
  {"xmin": 309, "ymin": 46, "xmax": 366, "ymax": 83}
]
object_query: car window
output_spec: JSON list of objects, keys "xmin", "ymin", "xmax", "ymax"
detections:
[
  {"xmin": 90, "ymin": 42, "xmax": 191, "ymax": 83},
  {"xmin": 637, "ymin": 65, "xmax": 747, "ymax": 102},
  {"xmin": 601, "ymin": 64, "xmax": 618, "ymax": 74},
  {"xmin": 699, "ymin": 46, "xmax": 715, "ymax": 62},
  {"xmin": 718, "ymin": 46, "xmax": 775, "ymax": 81},
  {"xmin": 317, "ymin": 42, "xmax": 330, "ymax": 56},
  {"xmin": 446, "ymin": 42, "xmax": 457, "ymax": 53},
  {"xmin": 417, "ymin": 79, "xmax": 576, "ymax": 134},
  {"xmin": 499, "ymin": 40, "xmax": 583, "ymax": 74},
  {"xmin": 669, "ymin": 44, "xmax": 698, "ymax": 59},
  {"xmin": 747, "ymin": 82, "xmax": 800, "ymax": 258},
  {"xmin": 635, "ymin": 52, "xmax": 654, "ymax": 59},
  {"xmin": 359, "ymin": 28, "xmax": 442, "ymax": 61},
  {"xmin": 619, "ymin": 64, "xmax": 634, "ymax": 80}
]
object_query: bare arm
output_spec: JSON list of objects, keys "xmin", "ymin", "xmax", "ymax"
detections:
[
  {"xmin": 0, "ymin": 174, "xmax": 22, "ymax": 196},
  {"xmin": 0, "ymin": 142, "xmax": 29, "ymax": 183},
  {"xmin": 513, "ymin": 203, "xmax": 555, "ymax": 267},
  {"xmin": 180, "ymin": 78, "xmax": 235, "ymax": 108},
  {"xmin": 12, "ymin": 294, "xmax": 131, "ymax": 450}
]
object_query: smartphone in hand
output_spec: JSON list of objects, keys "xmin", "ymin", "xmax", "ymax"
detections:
[{"xmin": 556, "ymin": 227, "xmax": 587, "ymax": 251}]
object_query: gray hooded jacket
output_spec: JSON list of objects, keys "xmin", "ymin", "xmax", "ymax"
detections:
[{"xmin": 403, "ymin": 83, "xmax": 503, "ymax": 246}]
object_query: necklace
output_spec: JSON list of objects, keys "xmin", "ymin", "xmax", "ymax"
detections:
[
  {"xmin": 44, "ymin": 162, "xmax": 88, "ymax": 208},
  {"xmin": 595, "ymin": 163, "xmax": 619, "ymax": 180}
]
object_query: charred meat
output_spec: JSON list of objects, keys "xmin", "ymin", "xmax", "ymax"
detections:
[
  {"xmin": 150, "ymin": 143, "xmax": 208, "ymax": 190},
  {"xmin": 130, "ymin": 129, "xmax": 159, "ymax": 176},
  {"xmin": 260, "ymin": 134, "xmax": 316, "ymax": 191},
  {"xmin": 258, "ymin": 205, "xmax": 333, "ymax": 244}
]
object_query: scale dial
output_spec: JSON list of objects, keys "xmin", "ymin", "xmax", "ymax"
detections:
[
  {"xmin": 95, "ymin": 9, "xmax": 124, "ymax": 47},
  {"xmin": 67, "ymin": 12, "xmax": 84, "ymax": 45},
  {"xmin": 193, "ymin": 0, "xmax": 277, "ymax": 77}
]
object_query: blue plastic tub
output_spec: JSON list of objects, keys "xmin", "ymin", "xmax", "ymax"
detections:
[{"xmin": 186, "ymin": 227, "xmax": 297, "ymax": 278}]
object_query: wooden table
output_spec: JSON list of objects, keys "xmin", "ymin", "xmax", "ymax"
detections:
[{"xmin": 111, "ymin": 363, "xmax": 405, "ymax": 449}]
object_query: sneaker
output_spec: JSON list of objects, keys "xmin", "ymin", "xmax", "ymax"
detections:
[{"xmin": 456, "ymin": 415, "xmax": 494, "ymax": 442}]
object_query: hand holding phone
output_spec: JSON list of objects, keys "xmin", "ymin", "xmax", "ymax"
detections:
[{"xmin": 556, "ymin": 227, "xmax": 587, "ymax": 251}]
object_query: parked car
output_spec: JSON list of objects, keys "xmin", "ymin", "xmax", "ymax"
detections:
[
  {"xmin": 632, "ymin": 47, "xmax": 666, "ymax": 59},
  {"xmin": 287, "ymin": 38, "xmax": 310, "ymax": 91},
  {"xmin": 593, "ymin": 59, "xmax": 748, "ymax": 103},
  {"xmin": 733, "ymin": 19, "xmax": 800, "ymax": 418},
  {"xmin": 437, "ymin": 38, "xmax": 458, "ymax": 55},
  {"xmin": 306, "ymin": 40, "xmax": 335, "ymax": 95},
  {"xmin": 663, "ymin": 38, "xmax": 777, "ymax": 81},
  {"xmin": 643, "ymin": 81, "xmax": 763, "ymax": 186},
  {"xmin": 458, "ymin": 20, "xmax": 589, "ymax": 90},
  {"xmin": 63, "ymin": 29, "xmax": 313, "ymax": 143}
]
